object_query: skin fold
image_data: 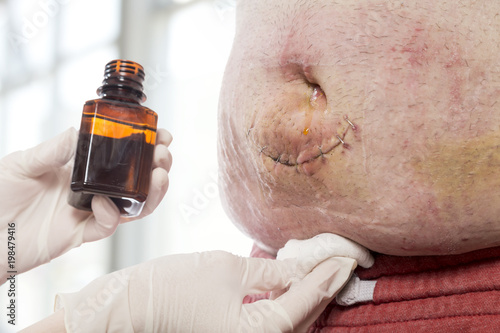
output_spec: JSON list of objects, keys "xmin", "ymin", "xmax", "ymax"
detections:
[{"xmin": 218, "ymin": 0, "xmax": 500, "ymax": 256}]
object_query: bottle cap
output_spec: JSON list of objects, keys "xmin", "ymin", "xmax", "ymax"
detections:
[{"xmin": 97, "ymin": 59, "xmax": 147, "ymax": 102}]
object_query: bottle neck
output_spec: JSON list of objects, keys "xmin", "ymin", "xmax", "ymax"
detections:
[{"xmin": 99, "ymin": 86, "xmax": 144, "ymax": 104}]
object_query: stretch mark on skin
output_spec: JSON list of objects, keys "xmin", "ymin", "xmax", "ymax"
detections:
[{"xmin": 249, "ymin": 115, "xmax": 357, "ymax": 168}]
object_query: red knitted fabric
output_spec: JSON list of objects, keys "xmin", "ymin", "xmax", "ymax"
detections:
[{"xmin": 249, "ymin": 244, "xmax": 500, "ymax": 332}]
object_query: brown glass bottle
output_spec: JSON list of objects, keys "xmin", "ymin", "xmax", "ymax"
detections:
[{"xmin": 68, "ymin": 60, "xmax": 158, "ymax": 217}]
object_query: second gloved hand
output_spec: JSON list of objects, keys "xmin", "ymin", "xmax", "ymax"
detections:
[
  {"xmin": 0, "ymin": 128, "xmax": 172, "ymax": 284},
  {"xmin": 55, "ymin": 250, "xmax": 361, "ymax": 333}
]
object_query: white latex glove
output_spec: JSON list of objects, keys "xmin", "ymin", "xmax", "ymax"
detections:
[
  {"xmin": 55, "ymin": 251, "xmax": 360, "ymax": 333},
  {"xmin": 0, "ymin": 128, "xmax": 172, "ymax": 284}
]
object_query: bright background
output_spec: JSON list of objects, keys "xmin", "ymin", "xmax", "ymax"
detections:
[{"xmin": 0, "ymin": 0, "xmax": 254, "ymax": 330}]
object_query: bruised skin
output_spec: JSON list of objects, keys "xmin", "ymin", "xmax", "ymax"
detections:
[{"xmin": 218, "ymin": 0, "xmax": 500, "ymax": 256}]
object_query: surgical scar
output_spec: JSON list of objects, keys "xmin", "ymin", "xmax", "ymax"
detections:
[{"xmin": 251, "ymin": 116, "xmax": 356, "ymax": 167}]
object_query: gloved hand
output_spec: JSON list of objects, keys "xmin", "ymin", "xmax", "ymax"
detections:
[
  {"xmin": 0, "ymin": 128, "xmax": 172, "ymax": 284},
  {"xmin": 55, "ymin": 247, "xmax": 368, "ymax": 333}
]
